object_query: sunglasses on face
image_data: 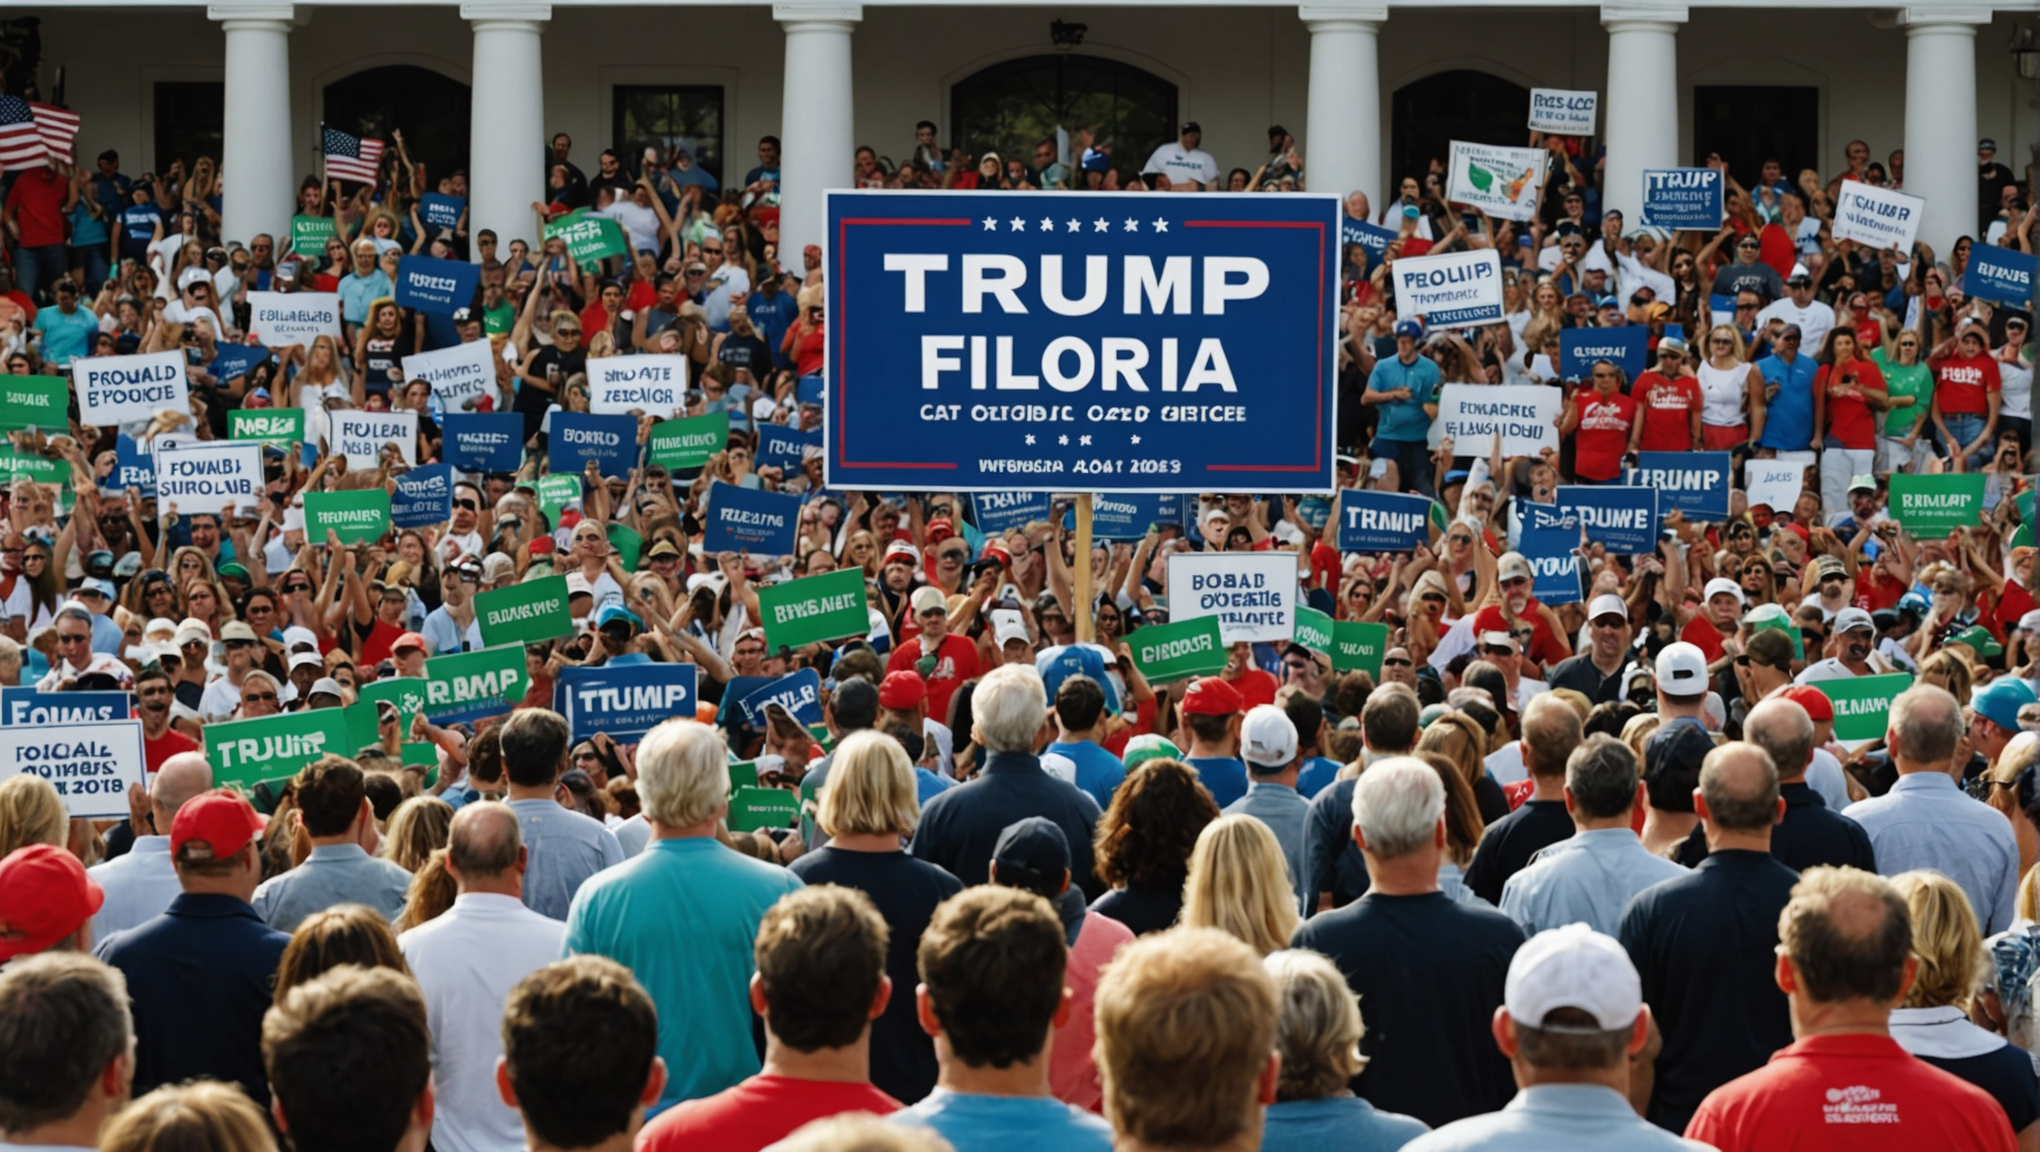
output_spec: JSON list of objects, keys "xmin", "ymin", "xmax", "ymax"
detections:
[
  {"xmin": 56, "ymin": 633, "xmax": 90, "ymax": 646},
  {"xmin": 1382, "ymin": 656, "xmax": 1413, "ymax": 667},
  {"xmin": 242, "ymin": 691, "xmax": 278, "ymax": 704}
]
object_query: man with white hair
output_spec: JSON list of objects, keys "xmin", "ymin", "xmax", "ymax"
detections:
[
  {"xmin": 88, "ymin": 753, "xmax": 213, "ymax": 940},
  {"xmin": 909, "ymin": 662, "xmax": 1103, "ymax": 894},
  {"xmin": 1290, "ymin": 757, "xmax": 1526, "ymax": 1129},
  {"xmin": 564, "ymin": 718, "xmax": 803, "ymax": 1111}
]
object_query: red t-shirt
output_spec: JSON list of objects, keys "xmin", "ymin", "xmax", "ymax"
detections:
[
  {"xmin": 1634, "ymin": 372, "xmax": 1702, "ymax": 452},
  {"xmin": 5, "ymin": 167, "xmax": 67, "ymax": 248},
  {"xmin": 635, "ymin": 1074, "xmax": 901, "ymax": 1152},
  {"xmin": 886, "ymin": 632, "xmax": 980, "ymax": 728},
  {"xmin": 1471, "ymin": 604, "xmax": 1568, "ymax": 670},
  {"xmin": 1681, "ymin": 613, "xmax": 1727, "ymax": 664},
  {"xmin": 1684, "ymin": 1033, "xmax": 2016, "ymax": 1152},
  {"xmin": 359, "ymin": 617, "xmax": 404, "ymax": 668},
  {"xmin": 1993, "ymin": 579, "xmax": 2035, "ymax": 644},
  {"xmin": 1856, "ymin": 565, "xmax": 1907, "ymax": 613},
  {"xmin": 1223, "ymin": 666, "xmax": 1280, "ymax": 710},
  {"xmin": 1932, "ymin": 352, "xmax": 2001, "ymax": 415},
  {"xmin": 144, "ymin": 726, "xmax": 200, "ymax": 775},
  {"xmin": 1573, "ymin": 391, "xmax": 1637, "ymax": 481},
  {"xmin": 1818, "ymin": 358, "xmax": 1886, "ymax": 450}
]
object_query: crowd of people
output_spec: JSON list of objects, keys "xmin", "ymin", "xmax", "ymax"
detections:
[{"xmin": 0, "ymin": 110, "xmax": 2039, "ymax": 1152}]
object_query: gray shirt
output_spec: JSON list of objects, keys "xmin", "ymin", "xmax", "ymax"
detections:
[
  {"xmin": 252, "ymin": 843, "xmax": 412, "ymax": 932},
  {"xmin": 1847, "ymin": 770, "xmax": 2021, "ymax": 934},
  {"xmin": 1500, "ymin": 828, "xmax": 1690, "ymax": 937},
  {"xmin": 507, "ymin": 798, "xmax": 625, "ymax": 920},
  {"xmin": 1224, "ymin": 780, "xmax": 1311, "ymax": 914},
  {"xmin": 1401, "ymin": 1084, "xmax": 1715, "ymax": 1151}
]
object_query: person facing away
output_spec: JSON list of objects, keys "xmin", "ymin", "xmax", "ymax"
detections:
[
  {"xmin": 1304, "ymin": 683, "xmax": 1422, "ymax": 912},
  {"xmin": 87, "ymin": 752, "xmax": 213, "ymax": 940},
  {"xmin": 251, "ymin": 754, "xmax": 413, "ymax": 931},
  {"xmin": 0, "ymin": 954, "xmax": 136, "ymax": 1151},
  {"xmin": 262, "ymin": 965, "xmax": 435, "ymax": 1152},
  {"xmin": 496, "ymin": 957, "xmax": 669, "ymax": 1152},
  {"xmin": 498, "ymin": 707, "xmax": 626, "ymax": 919},
  {"xmin": 1224, "ymin": 703, "xmax": 1312, "ymax": 914},
  {"xmin": 1499, "ymin": 735, "xmax": 1688, "ymax": 937},
  {"xmin": 1259, "ymin": 948, "xmax": 1431, "ymax": 1152},
  {"xmin": 1465, "ymin": 695, "xmax": 1584, "ymax": 905}
]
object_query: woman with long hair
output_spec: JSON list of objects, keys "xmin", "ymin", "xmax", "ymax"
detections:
[
  {"xmin": 1415, "ymin": 750, "xmax": 1490, "ymax": 903},
  {"xmin": 17, "ymin": 536, "xmax": 61, "ymax": 633},
  {"xmin": 1812, "ymin": 326, "xmax": 1890, "ymax": 518},
  {"xmin": 1417, "ymin": 711, "xmax": 1507, "ymax": 825},
  {"xmin": 1698, "ymin": 324, "xmax": 1765, "ymax": 451},
  {"xmin": 1091, "ymin": 757, "xmax": 1222, "ymax": 935},
  {"xmin": 1181, "ymin": 815, "xmax": 1302, "ymax": 955},
  {"xmin": 841, "ymin": 529, "xmax": 880, "ymax": 579},
  {"xmin": 381, "ymin": 795, "xmax": 453, "ymax": 873},
  {"xmin": 272, "ymin": 903, "xmax": 411, "ymax": 1002},
  {"xmin": 1872, "ymin": 325, "xmax": 1934, "ymax": 475},
  {"xmin": 353, "ymin": 298, "xmax": 414, "ymax": 403},
  {"xmin": 394, "ymin": 849, "xmax": 458, "ymax": 933},
  {"xmin": 183, "ymin": 578, "xmax": 231, "ymax": 635},
  {"xmin": 1260, "ymin": 950, "xmax": 1429, "ymax": 1152}
]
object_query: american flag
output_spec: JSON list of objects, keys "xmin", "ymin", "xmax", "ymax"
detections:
[
  {"xmin": 29, "ymin": 102, "xmax": 80, "ymax": 159},
  {"xmin": 323, "ymin": 127, "xmax": 384, "ymax": 185},
  {"xmin": 0, "ymin": 95, "xmax": 45, "ymax": 172}
]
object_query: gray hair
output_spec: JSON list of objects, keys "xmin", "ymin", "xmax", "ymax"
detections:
[
  {"xmin": 1564, "ymin": 734, "xmax": 1638, "ymax": 821},
  {"xmin": 1745, "ymin": 697, "xmax": 1815, "ymax": 782},
  {"xmin": 1348, "ymin": 756, "xmax": 1443, "ymax": 859},
  {"xmin": 1263, "ymin": 949, "xmax": 1365, "ymax": 1100},
  {"xmin": 971, "ymin": 663, "xmax": 1049, "ymax": 754},
  {"xmin": 1890, "ymin": 684, "xmax": 1964, "ymax": 767},
  {"xmin": 448, "ymin": 800, "xmax": 522, "ymax": 877},
  {"xmin": 635, "ymin": 718, "xmax": 729, "ymax": 827},
  {"xmin": 1699, "ymin": 742, "xmax": 1780, "ymax": 833}
]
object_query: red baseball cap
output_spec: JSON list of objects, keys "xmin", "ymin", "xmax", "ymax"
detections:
[
  {"xmin": 925, "ymin": 518, "xmax": 956, "ymax": 544},
  {"xmin": 1182, "ymin": 677, "xmax": 1244, "ymax": 717},
  {"xmin": 171, "ymin": 789, "xmax": 266, "ymax": 864},
  {"xmin": 0, "ymin": 845, "xmax": 103, "ymax": 960},
  {"xmin": 530, "ymin": 536, "xmax": 556, "ymax": 557},
  {"xmin": 393, "ymin": 632, "xmax": 428, "ymax": 656},
  {"xmin": 879, "ymin": 670, "xmax": 927, "ymax": 711},
  {"xmin": 1780, "ymin": 685, "xmax": 1835, "ymax": 724}
]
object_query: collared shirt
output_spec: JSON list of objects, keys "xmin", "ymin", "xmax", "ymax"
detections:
[
  {"xmin": 1465, "ymin": 799, "xmax": 1575, "ymax": 906},
  {"xmin": 1224, "ymin": 780, "xmax": 1311, "ymax": 913},
  {"xmin": 1264, "ymin": 1094, "xmax": 1430, "ymax": 1152},
  {"xmin": 400, "ymin": 893, "xmax": 568, "ymax": 1152},
  {"xmin": 505, "ymin": 797, "xmax": 625, "ymax": 920},
  {"xmin": 1848, "ymin": 771, "xmax": 2020, "ymax": 934},
  {"xmin": 1682, "ymin": 783, "xmax": 1876, "ymax": 875},
  {"xmin": 1401, "ymin": 1084, "xmax": 1712, "ymax": 1151},
  {"xmin": 909, "ymin": 751, "xmax": 1103, "ymax": 893},
  {"xmin": 1499, "ymin": 827, "xmax": 1688, "ymax": 937},
  {"xmin": 252, "ymin": 842, "xmax": 413, "ymax": 932},
  {"xmin": 86, "ymin": 835, "xmax": 183, "ymax": 941}
]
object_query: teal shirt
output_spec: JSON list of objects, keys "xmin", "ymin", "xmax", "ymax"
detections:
[
  {"xmin": 563, "ymin": 837, "xmax": 803, "ymax": 1110},
  {"xmin": 1366, "ymin": 353, "xmax": 1441, "ymax": 443}
]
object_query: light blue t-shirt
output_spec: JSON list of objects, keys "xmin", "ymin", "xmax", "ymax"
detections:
[
  {"xmin": 890, "ymin": 1089, "xmax": 1111, "ymax": 1152},
  {"xmin": 1754, "ymin": 352, "xmax": 1818, "ymax": 452},
  {"xmin": 33, "ymin": 304, "xmax": 98, "ymax": 368},
  {"xmin": 338, "ymin": 269, "xmax": 394, "ymax": 325},
  {"xmin": 1046, "ymin": 740, "xmax": 1126, "ymax": 810},
  {"xmin": 1367, "ymin": 353, "xmax": 1442, "ymax": 444},
  {"xmin": 1264, "ymin": 1095, "xmax": 1429, "ymax": 1152},
  {"xmin": 1296, "ymin": 755, "xmax": 1342, "ymax": 799}
]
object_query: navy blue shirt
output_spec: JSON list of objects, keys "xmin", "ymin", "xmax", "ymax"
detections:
[
  {"xmin": 95, "ymin": 892, "xmax": 290, "ymax": 1106},
  {"xmin": 1303, "ymin": 777, "xmax": 1371, "ymax": 911},
  {"xmin": 1678, "ymin": 783, "xmax": 1876, "ymax": 874},
  {"xmin": 1464, "ymin": 799, "xmax": 1575, "ymax": 906},
  {"xmin": 909, "ymin": 751, "xmax": 1103, "ymax": 896}
]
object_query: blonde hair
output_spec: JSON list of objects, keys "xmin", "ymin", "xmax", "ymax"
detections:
[
  {"xmin": 381, "ymin": 796, "xmax": 454, "ymax": 874},
  {"xmin": 393, "ymin": 850, "xmax": 457, "ymax": 934},
  {"xmin": 635, "ymin": 718, "xmax": 729, "ymax": 828},
  {"xmin": 771, "ymin": 1116, "xmax": 954, "ymax": 1152},
  {"xmin": 1264, "ymin": 949, "xmax": 1366, "ymax": 1101},
  {"xmin": 1621, "ymin": 712, "xmax": 1663, "ymax": 764},
  {"xmin": 817, "ymin": 730, "xmax": 921, "ymax": 838},
  {"xmin": 0, "ymin": 775, "xmax": 67, "ymax": 858},
  {"xmin": 99, "ymin": 1081, "xmax": 277, "ymax": 1152},
  {"xmin": 1892, "ymin": 870, "xmax": 1987, "ymax": 1011},
  {"xmin": 1416, "ymin": 712, "xmax": 1489, "ymax": 791},
  {"xmin": 1180, "ymin": 815, "xmax": 1300, "ymax": 956}
]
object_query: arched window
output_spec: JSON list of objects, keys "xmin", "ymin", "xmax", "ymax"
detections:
[
  {"xmin": 950, "ymin": 54, "xmax": 1176, "ymax": 183},
  {"xmin": 323, "ymin": 65, "xmax": 472, "ymax": 181},
  {"xmin": 1390, "ymin": 70, "xmax": 1530, "ymax": 204}
]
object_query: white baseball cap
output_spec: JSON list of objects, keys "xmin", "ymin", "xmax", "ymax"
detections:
[
  {"xmin": 1654, "ymin": 641, "xmax": 1709, "ymax": 697},
  {"xmin": 1702, "ymin": 577, "xmax": 1746, "ymax": 606},
  {"xmin": 991, "ymin": 610, "xmax": 1031, "ymax": 649},
  {"xmin": 910, "ymin": 585, "xmax": 948, "ymax": 615},
  {"xmin": 1833, "ymin": 607, "xmax": 1875, "ymax": 635},
  {"xmin": 1240, "ymin": 704, "xmax": 1298, "ymax": 769},
  {"xmin": 1587, "ymin": 594, "xmax": 1629, "ymax": 624},
  {"xmin": 1498, "ymin": 552, "xmax": 1533, "ymax": 584},
  {"xmin": 289, "ymin": 651, "xmax": 325, "ymax": 672},
  {"xmin": 1505, "ymin": 923, "xmax": 1642, "ymax": 1031}
]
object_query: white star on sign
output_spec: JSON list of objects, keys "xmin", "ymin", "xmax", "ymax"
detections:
[
  {"xmin": 1130, "ymin": 434, "xmax": 1141, "ymax": 445},
  {"xmin": 1040, "ymin": 217, "xmax": 1054, "ymax": 232},
  {"xmin": 1058, "ymin": 434, "xmax": 1069, "ymax": 445},
  {"xmin": 1010, "ymin": 216, "xmax": 1026, "ymax": 231},
  {"xmin": 983, "ymin": 216, "xmax": 998, "ymax": 231},
  {"xmin": 1025, "ymin": 434, "xmax": 1036, "ymax": 445},
  {"xmin": 1080, "ymin": 434, "xmax": 1092, "ymax": 446},
  {"xmin": 1152, "ymin": 218, "xmax": 1169, "ymax": 233},
  {"xmin": 1123, "ymin": 218, "xmax": 1139, "ymax": 232},
  {"xmin": 1094, "ymin": 218, "xmax": 1110, "ymax": 232},
  {"xmin": 1067, "ymin": 219, "xmax": 1081, "ymax": 233}
]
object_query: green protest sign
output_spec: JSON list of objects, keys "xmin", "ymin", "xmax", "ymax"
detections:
[
  {"xmin": 402, "ymin": 742, "xmax": 439, "ymax": 772},
  {"xmin": 0, "ymin": 376, "xmax": 69, "ymax": 432},
  {"xmin": 358, "ymin": 676, "xmax": 427, "ymax": 736},
  {"xmin": 229, "ymin": 408, "xmax": 306, "ymax": 447},
  {"xmin": 344, "ymin": 699, "xmax": 382, "ymax": 753},
  {"xmin": 608, "ymin": 521, "xmax": 644, "ymax": 572},
  {"xmin": 204, "ymin": 708, "xmax": 352, "ymax": 790},
  {"xmin": 1331, "ymin": 621, "xmax": 1390, "ymax": 676},
  {"xmin": 0, "ymin": 447, "xmax": 68, "ymax": 486},
  {"xmin": 1815, "ymin": 673, "xmax": 1914, "ymax": 743},
  {"xmin": 758, "ymin": 567, "xmax": 867, "ymax": 651},
  {"xmin": 728, "ymin": 759, "xmax": 759, "ymax": 793},
  {"xmin": 537, "ymin": 473, "xmax": 580, "ymax": 527},
  {"xmin": 422, "ymin": 643, "xmax": 528, "ymax": 725},
  {"xmin": 304, "ymin": 488, "xmax": 392, "ymax": 546},
  {"xmin": 1128, "ymin": 615, "xmax": 1228, "ymax": 683},
  {"xmin": 728, "ymin": 786, "xmax": 800, "ymax": 833},
  {"xmin": 475, "ymin": 574, "xmax": 573, "ymax": 646},
  {"xmin": 291, "ymin": 214, "xmax": 338, "ymax": 256},
  {"xmin": 647, "ymin": 412, "xmax": 729, "ymax": 471},
  {"xmin": 1888, "ymin": 474, "xmax": 1985, "ymax": 536},
  {"xmin": 545, "ymin": 211, "xmax": 629, "ymax": 264},
  {"xmin": 1294, "ymin": 606, "xmax": 1335, "ymax": 655}
]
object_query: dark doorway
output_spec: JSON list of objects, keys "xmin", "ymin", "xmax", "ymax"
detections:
[
  {"xmin": 951, "ymin": 54, "xmax": 1177, "ymax": 184},
  {"xmin": 1391, "ymin": 70, "xmax": 1531, "ymax": 201},
  {"xmin": 323, "ymin": 65, "xmax": 471, "ymax": 184},
  {"xmin": 154, "ymin": 81, "xmax": 223, "ymax": 174},
  {"xmin": 613, "ymin": 85, "xmax": 725, "ymax": 187},
  {"xmin": 1692, "ymin": 85, "xmax": 1819, "ymax": 190}
]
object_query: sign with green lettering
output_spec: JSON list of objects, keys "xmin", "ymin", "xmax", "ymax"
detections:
[
  {"xmin": 758, "ymin": 567, "xmax": 867, "ymax": 650},
  {"xmin": 229, "ymin": 408, "xmax": 306, "ymax": 447},
  {"xmin": 728, "ymin": 785, "xmax": 799, "ymax": 833},
  {"xmin": 475, "ymin": 574, "xmax": 573, "ymax": 646},
  {"xmin": 0, "ymin": 376, "xmax": 68, "ymax": 432},
  {"xmin": 1331, "ymin": 621, "xmax": 1390, "ymax": 676},
  {"xmin": 1888, "ymin": 474, "xmax": 1985, "ymax": 537},
  {"xmin": 647, "ymin": 412, "xmax": 729, "ymax": 471},
  {"xmin": 1128, "ymin": 615, "xmax": 1228, "ymax": 683},
  {"xmin": 304, "ymin": 488, "xmax": 392, "ymax": 546},
  {"xmin": 1815, "ymin": 673, "xmax": 1913, "ymax": 744}
]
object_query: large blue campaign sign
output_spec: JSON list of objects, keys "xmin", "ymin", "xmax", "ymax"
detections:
[
  {"xmin": 1336, "ymin": 489, "xmax": 1432, "ymax": 553},
  {"xmin": 394, "ymin": 255, "xmax": 480, "ymax": 317},
  {"xmin": 1560, "ymin": 326, "xmax": 1650, "ymax": 382},
  {"xmin": 1640, "ymin": 168, "xmax": 1724, "ymax": 231},
  {"xmin": 392, "ymin": 463, "xmax": 454, "ymax": 528},
  {"xmin": 1062, "ymin": 493, "xmax": 1183, "ymax": 541},
  {"xmin": 973, "ymin": 490, "xmax": 1052, "ymax": 534},
  {"xmin": 1966, "ymin": 245, "xmax": 2036, "ymax": 307},
  {"xmin": 741, "ymin": 668, "xmax": 824, "ymax": 726},
  {"xmin": 1341, "ymin": 218, "xmax": 1395, "ymax": 263},
  {"xmin": 549, "ymin": 413, "xmax": 639, "ymax": 480},
  {"xmin": 209, "ymin": 343, "xmax": 272, "ymax": 383},
  {"xmin": 0, "ymin": 687, "xmax": 131, "ymax": 726},
  {"xmin": 1626, "ymin": 451, "xmax": 1731, "ymax": 521},
  {"xmin": 824, "ymin": 190, "xmax": 1339, "ymax": 494},
  {"xmin": 1516, "ymin": 502, "xmax": 1584, "ymax": 605},
  {"xmin": 560, "ymin": 663, "xmax": 698, "ymax": 743},
  {"xmin": 419, "ymin": 193, "xmax": 466, "ymax": 232},
  {"xmin": 1559, "ymin": 485, "xmax": 1660, "ymax": 554},
  {"xmin": 703, "ymin": 481, "xmax": 800, "ymax": 555},
  {"xmin": 443, "ymin": 413, "xmax": 525, "ymax": 473},
  {"xmin": 757, "ymin": 422, "xmax": 820, "ymax": 474}
]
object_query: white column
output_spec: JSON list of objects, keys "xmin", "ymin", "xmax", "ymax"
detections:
[
  {"xmin": 1300, "ymin": 6, "xmax": 1386, "ymax": 213},
  {"xmin": 776, "ymin": 4, "xmax": 860, "ymax": 259},
  {"xmin": 209, "ymin": 4, "xmax": 296, "ymax": 246},
  {"xmin": 1600, "ymin": 5, "xmax": 1685, "ymax": 228},
  {"xmin": 464, "ymin": 3, "xmax": 548, "ymax": 255},
  {"xmin": 1903, "ymin": 8, "xmax": 1988, "ymax": 256}
]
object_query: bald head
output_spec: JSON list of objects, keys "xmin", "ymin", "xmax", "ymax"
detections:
[
  {"xmin": 1698, "ymin": 742, "xmax": 1780, "ymax": 833},
  {"xmin": 1744, "ymin": 698, "xmax": 1815, "ymax": 783},
  {"xmin": 1522, "ymin": 694, "xmax": 1584, "ymax": 780},
  {"xmin": 447, "ymin": 799, "xmax": 522, "ymax": 882},
  {"xmin": 151, "ymin": 753, "xmax": 214, "ymax": 827},
  {"xmin": 1888, "ymin": 684, "xmax": 1964, "ymax": 773},
  {"xmin": 1779, "ymin": 867, "xmax": 1913, "ymax": 1006}
]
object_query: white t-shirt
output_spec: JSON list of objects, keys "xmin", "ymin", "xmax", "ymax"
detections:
[
  {"xmin": 1755, "ymin": 297, "xmax": 1836, "ymax": 351},
  {"xmin": 1141, "ymin": 142, "xmax": 1220, "ymax": 188},
  {"xmin": 600, "ymin": 199, "xmax": 662, "ymax": 254},
  {"xmin": 1998, "ymin": 353, "xmax": 2034, "ymax": 421}
]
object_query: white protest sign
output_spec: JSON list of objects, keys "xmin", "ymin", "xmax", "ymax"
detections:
[
  {"xmin": 1166, "ymin": 551, "xmax": 1296, "ymax": 645},
  {"xmin": 1390, "ymin": 249, "xmax": 1504, "ymax": 328},
  {"xmin": 0, "ymin": 720, "xmax": 146, "ymax": 818},
  {"xmin": 246, "ymin": 291, "xmax": 343, "ymax": 347},
  {"xmin": 155, "ymin": 440, "xmax": 262, "ymax": 516},
  {"xmin": 1447, "ymin": 141, "xmax": 1547, "ymax": 223},
  {"xmin": 1832, "ymin": 182, "xmax": 1925, "ymax": 253},
  {"xmin": 330, "ymin": 409, "xmax": 420, "ymax": 470},
  {"xmin": 73, "ymin": 350, "xmax": 189, "ymax": 427},
  {"xmin": 1745, "ymin": 459, "xmax": 1808, "ymax": 513},
  {"xmin": 1426, "ymin": 384, "xmax": 1562, "ymax": 457},
  {"xmin": 402, "ymin": 339, "xmax": 496, "ymax": 411},
  {"xmin": 1528, "ymin": 88, "xmax": 1598, "ymax": 135},
  {"xmin": 587, "ymin": 355, "xmax": 689, "ymax": 418}
]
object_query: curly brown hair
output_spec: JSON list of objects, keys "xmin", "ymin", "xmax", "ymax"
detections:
[{"xmin": 1094, "ymin": 758, "xmax": 1220, "ymax": 890}]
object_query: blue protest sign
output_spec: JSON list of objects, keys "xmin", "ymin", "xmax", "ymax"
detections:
[
  {"xmin": 0, "ymin": 687, "xmax": 132, "ymax": 726},
  {"xmin": 1516, "ymin": 502, "xmax": 1584, "ymax": 605},
  {"xmin": 443, "ymin": 413, "xmax": 525, "ymax": 473},
  {"xmin": 1626, "ymin": 451, "xmax": 1731, "ymax": 521},
  {"xmin": 112, "ymin": 434, "xmax": 156, "ymax": 497},
  {"xmin": 392, "ymin": 462, "xmax": 454, "ymax": 528},
  {"xmin": 1558, "ymin": 485, "xmax": 1660, "ymax": 554},
  {"xmin": 824, "ymin": 190, "xmax": 1338, "ymax": 493},
  {"xmin": 796, "ymin": 374, "xmax": 824, "ymax": 408},
  {"xmin": 1336, "ymin": 489, "xmax": 1433, "ymax": 553},
  {"xmin": 1341, "ymin": 218, "xmax": 1396, "ymax": 263},
  {"xmin": 209, "ymin": 343, "xmax": 272, "ymax": 382},
  {"xmin": 703, "ymin": 481, "xmax": 800, "ymax": 555},
  {"xmin": 548, "ymin": 413, "xmax": 639, "ymax": 480},
  {"xmin": 1966, "ymin": 245, "xmax": 2037, "ymax": 307},
  {"xmin": 756, "ymin": 422, "xmax": 820, "ymax": 475},
  {"xmin": 1296, "ymin": 495, "xmax": 1332, "ymax": 531},
  {"xmin": 741, "ymin": 668, "xmax": 824, "ymax": 726},
  {"xmin": 972, "ymin": 490, "xmax": 1052, "ymax": 534},
  {"xmin": 1640, "ymin": 168, "xmax": 1724, "ymax": 231},
  {"xmin": 393, "ymin": 255, "xmax": 480, "ymax": 317},
  {"xmin": 419, "ymin": 193, "xmax": 466, "ymax": 232},
  {"xmin": 1559, "ymin": 326, "xmax": 1650, "ymax": 382},
  {"xmin": 1064, "ymin": 493, "xmax": 1183, "ymax": 540},
  {"xmin": 560, "ymin": 663, "xmax": 698, "ymax": 743}
]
